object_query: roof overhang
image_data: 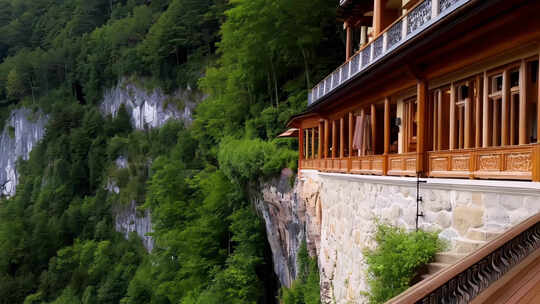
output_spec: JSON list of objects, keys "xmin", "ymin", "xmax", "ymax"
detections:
[{"xmin": 277, "ymin": 128, "xmax": 299, "ymax": 138}]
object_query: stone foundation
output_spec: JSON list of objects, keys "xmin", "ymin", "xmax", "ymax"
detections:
[{"xmin": 299, "ymin": 170, "xmax": 540, "ymax": 304}]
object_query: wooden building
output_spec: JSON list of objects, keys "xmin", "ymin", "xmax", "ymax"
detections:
[{"xmin": 288, "ymin": 0, "xmax": 540, "ymax": 182}]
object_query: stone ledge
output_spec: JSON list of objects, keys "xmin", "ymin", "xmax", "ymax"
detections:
[{"xmin": 300, "ymin": 170, "xmax": 540, "ymax": 196}]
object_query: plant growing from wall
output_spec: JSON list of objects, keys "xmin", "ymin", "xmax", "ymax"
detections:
[
  {"xmin": 281, "ymin": 241, "xmax": 321, "ymax": 304},
  {"xmin": 364, "ymin": 224, "xmax": 444, "ymax": 304}
]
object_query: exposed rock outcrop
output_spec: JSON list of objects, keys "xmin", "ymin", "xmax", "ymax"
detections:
[
  {"xmin": 100, "ymin": 79, "xmax": 201, "ymax": 129},
  {"xmin": 0, "ymin": 108, "xmax": 48, "ymax": 196},
  {"xmin": 114, "ymin": 200, "xmax": 154, "ymax": 252}
]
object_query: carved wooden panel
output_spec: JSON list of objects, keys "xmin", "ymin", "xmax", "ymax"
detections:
[
  {"xmin": 406, "ymin": 158, "xmax": 417, "ymax": 171},
  {"xmin": 506, "ymin": 153, "xmax": 532, "ymax": 172},
  {"xmin": 452, "ymin": 156, "xmax": 470, "ymax": 171},
  {"xmin": 432, "ymin": 157, "xmax": 448, "ymax": 171},
  {"xmin": 477, "ymin": 154, "xmax": 500, "ymax": 171}
]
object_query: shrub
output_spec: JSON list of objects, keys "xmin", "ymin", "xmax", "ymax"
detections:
[{"xmin": 364, "ymin": 224, "xmax": 444, "ymax": 304}]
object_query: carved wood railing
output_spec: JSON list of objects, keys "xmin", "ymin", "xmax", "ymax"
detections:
[
  {"xmin": 326, "ymin": 158, "xmax": 349, "ymax": 173},
  {"xmin": 428, "ymin": 144, "xmax": 539, "ymax": 181},
  {"xmin": 309, "ymin": 0, "xmax": 472, "ymax": 105},
  {"xmin": 386, "ymin": 212, "xmax": 540, "ymax": 304},
  {"xmin": 350, "ymin": 155, "xmax": 386, "ymax": 175},
  {"xmin": 387, "ymin": 152, "xmax": 418, "ymax": 177}
]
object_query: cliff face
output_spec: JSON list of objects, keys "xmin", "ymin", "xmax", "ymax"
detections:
[
  {"xmin": 254, "ymin": 169, "xmax": 322, "ymax": 288},
  {"xmin": 100, "ymin": 80, "xmax": 200, "ymax": 129},
  {"xmin": 0, "ymin": 108, "xmax": 48, "ymax": 196}
]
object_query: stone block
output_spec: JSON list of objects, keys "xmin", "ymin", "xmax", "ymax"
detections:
[
  {"xmin": 455, "ymin": 238, "xmax": 485, "ymax": 254},
  {"xmin": 435, "ymin": 211, "xmax": 452, "ymax": 228},
  {"xmin": 426, "ymin": 195, "xmax": 452, "ymax": 212},
  {"xmin": 472, "ymin": 192, "xmax": 483, "ymax": 206},
  {"xmin": 452, "ymin": 205, "xmax": 484, "ymax": 235},
  {"xmin": 465, "ymin": 228, "xmax": 500, "ymax": 242},
  {"xmin": 500, "ymin": 194, "xmax": 521, "ymax": 211},
  {"xmin": 523, "ymin": 196, "xmax": 540, "ymax": 214},
  {"xmin": 509, "ymin": 208, "xmax": 532, "ymax": 225}
]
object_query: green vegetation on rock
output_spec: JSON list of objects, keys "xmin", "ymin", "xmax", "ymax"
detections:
[
  {"xmin": 364, "ymin": 224, "xmax": 444, "ymax": 304},
  {"xmin": 0, "ymin": 0, "xmax": 345, "ymax": 303}
]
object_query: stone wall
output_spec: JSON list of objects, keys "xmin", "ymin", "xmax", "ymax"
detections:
[{"xmin": 298, "ymin": 170, "xmax": 540, "ymax": 304}]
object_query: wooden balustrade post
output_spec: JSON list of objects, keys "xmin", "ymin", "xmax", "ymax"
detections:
[
  {"xmin": 465, "ymin": 87, "xmax": 472, "ymax": 149},
  {"xmin": 519, "ymin": 60, "xmax": 528, "ymax": 145},
  {"xmin": 349, "ymin": 113, "xmax": 354, "ymax": 157},
  {"xmin": 450, "ymin": 83, "xmax": 457, "ymax": 150},
  {"xmin": 311, "ymin": 128, "xmax": 316, "ymax": 159},
  {"xmin": 345, "ymin": 22, "xmax": 352, "ymax": 60},
  {"xmin": 475, "ymin": 75, "xmax": 483, "ymax": 148},
  {"xmin": 299, "ymin": 127, "xmax": 304, "ymax": 170},
  {"xmin": 360, "ymin": 108, "xmax": 365, "ymax": 156},
  {"xmin": 373, "ymin": 0, "xmax": 382, "ymax": 36},
  {"xmin": 384, "ymin": 98, "xmax": 390, "ymax": 175},
  {"xmin": 340, "ymin": 117, "xmax": 345, "ymax": 158},
  {"xmin": 538, "ymin": 50, "xmax": 540, "ymax": 144},
  {"xmin": 483, "ymin": 72, "xmax": 491, "ymax": 147},
  {"xmin": 324, "ymin": 120, "xmax": 329, "ymax": 159},
  {"xmin": 502, "ymin": 70, "xmax": 510, "ymax": 146},
  {"xmin": 371, "ymin": 104, "xmax": 377, "ymax": 154},
  {"xmin": 437, "ymin": 90, "xmax": 443, "ymax": 150},
  {"xmin": 318, "ymin": 122, "xmax": 323, "ymax": 160},
  {"xmin": 417, "ymin": 80, "xmax": 427, "ymax": 174},
  {"xmin": 305, "ymin": 129, "xmax": 309, "ymax": 159},
  {"xmin": 332, "ymin": 120, "xmax": 337, "ymax": 158}
]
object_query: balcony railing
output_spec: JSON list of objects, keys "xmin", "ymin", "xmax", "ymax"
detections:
[{"xmin": 308, "ymin": 0, "xmax": 470, "ymax": 106}]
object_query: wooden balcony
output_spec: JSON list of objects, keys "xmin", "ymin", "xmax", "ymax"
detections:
[
  {"xmin": 301, "ymin": 144, "xmax": 540, "ymax": 181},
  {"xmin": 428, "ymin": 144, "xmax": 540, "ymax": 181},
  {"xmin": 309, "ymin": 0, "xmax": 473, "ymax": 106}
]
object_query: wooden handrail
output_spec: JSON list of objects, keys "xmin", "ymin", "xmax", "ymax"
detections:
[{"xmin": 386, "ymin": 212, "xmax": 540, "ymax": 304}]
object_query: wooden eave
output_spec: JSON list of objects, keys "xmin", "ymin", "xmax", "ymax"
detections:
[
  {"xmin": 337, "ymin": 0, "xmax": 374, "ymax": 22},
  {"xmin": 305, "ymin": 0, "xmax": 533, "ymax": 118}
]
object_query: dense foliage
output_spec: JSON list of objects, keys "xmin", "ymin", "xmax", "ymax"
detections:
[
  {"xmin": 364, "ymin": 224, "xmax": 444, "ymax": 304},
  {"xmin": 281, "ymin": 242, "xmax": 321, "ymax": 304},
  {"xmin": 0, "ymin": 0, "xmax": 344, "ymax": 303}
]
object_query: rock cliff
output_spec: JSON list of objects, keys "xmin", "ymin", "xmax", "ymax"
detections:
[{"xmin": 0, "ymin": 108, "xmax": 48, "ymax": 196}]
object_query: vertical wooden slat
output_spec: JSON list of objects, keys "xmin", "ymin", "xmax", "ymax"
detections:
[
  {"xmin": 384, "ymin": 98, "xmax": 390, "ymax": 154},
  {"xmin": 324, "ymin": 120, "xmax": 329, "ymax": 159},
  {"xmin": 311, "ymin": 128, "xmax": 316, "ymax": 159},
  {"xmin": 437, "ymin": 90, "xmax": 443, "ymax": 151},
  {"xmin": 346, "ymin": 23, "xmax": 352, "ymax": 60},
  {"xmin": 519, "ymin": 60, "xmax": 528, "ymax": 145},
  {"xmin": 318, "ymin": 122, "xmax": 323, "ymax": 160},
  {"xmin": 332, "ymin": 120, "xmax": 337, "ymax": 158},
  {"xmin": 458, "ymin": 106, "xmax": 464, "ymax": 149},
  {"xmin": 371, "ymin": 104, "xmax": 377, "ymax": 154},
  {"xmin": 465, "ymin": 88, "xmax": 472, "ymax": 149},
  {"xmin": 433, "ymin": 93, "xmax": 438, "ymax": 151},
  {"xmin": 475, "ymin": 75, "xmax": 483, "ymax": 148},
  {"xmin": 502, "ymin": 69, "xmax": 510, "ymax": 146},
  {"xmin": 305, "ymin": 129, "xmax": 309, "ymax": 159},
  {"xmin": 340, "ymin": 117, "xmax": 345, "ymax": 158},
  {"xmin": 510, "ymin": 93, "xmax": 516, "ymax": 145},
  {"xmin": 360, "ymin": 108, "xmax": 365, "ymax": 156},
  {"xmin": 299, "ymin": 127, "xmax": 304, "ymax": 170},
  {"xmin": 483, "ymin": 72, "xmax": 491, "ymax": 147},
  {"xmin": 417, "ymin": 80, "xmax": 427, "ymax": 174},
  {"xmin": 493, "ymin": 99, "xmax": 500, "ymax": 146},
  {"xmin": 349, "ymin": 112, "xmax": 354, "ymax": 157},
  {"xmin": 450, "ymin": 83, "xmax": 456, "ymax": 150},
  {"xmin": 538, "ymin": 50, "xmax": 540, "ymax": 144}
]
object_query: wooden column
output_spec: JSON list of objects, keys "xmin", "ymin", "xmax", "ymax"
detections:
[
  {"xmin": 360, "ymin": 26, "xmax": 368, "ymax": 46},
  {"xmin": 324, "ymin": 120, "xmax": 329, "ymax": 158},
  {"xmin": 483, "ymin": 72, "xmax": 491, "ymax": 147},
  {"xmin": 348, "ymin": 112, "xmax": 354, "ymax": 157},
  {"xmin": 360, "ymin": 109, "xmax": 365, "ymax": 156},
  {"xmin": 371, "ymin": 104, "xmax": 377, "ymax": 154},
  {"xmin": 311, "ymin": 128, "xmax": 316, "ymax": 158},
  {"xmin": 305, "ymin": 129, "xmax": 309, "ymax": 158},
  {"xmin": 384, "ymin": 98, "xmax": 390, "ymax": 154},
  {"xmin": 519, "ymin": 60, "xmax": 528, "ymax": 145},
  {"xmin": 373, "ymin": 0, "xmax": 382, "ymax": 35},
  {"xmin": 493, "ymin": 99, "xmax": 500, "ymax": 146},
  {"xmin": 464, "ymin": 97, "xmax": 473, "ymax": 149},
  {"xmin": 299, "ymin": 127, "xmax": 304, "ymax": 169},
  {"xmin": 450, "ymin": 83, "xmax": 457, "ymax": 150},
  {"xmin": 437, "ymin": 90, "xmax": 443, "ymax": 150},
  {"xmin": 458, "ymin": 106, "xmax": 464, "ymax": 149},
  {"xmin": 318, "ymin": 122, "xmax": 323, "ymax": 159},
  {"xmin": 340, "ymin": 117, "xmax": 345, "ymax": 158},
  {"xmin": 332, "ymin": 120, "xmax": 337, "ymax": 158},
  {"xmin": 502, "ymin": 70, "xmax": 510, "ymax": 146},
  {"xmin": 346, "ymin": 23, "xmax": 352, "ymax": 60},
  {"xmin": 417, "ymin": 80, "xmax": 427, "ymax": 174},
  {"xmin": 475, "ymin": 75, "xmax": 483, "ymax": 148}
]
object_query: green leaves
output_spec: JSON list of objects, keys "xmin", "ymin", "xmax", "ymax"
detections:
[{"xmin": 364, "ymin": 225, "xmax": 444, "ymax": 304}]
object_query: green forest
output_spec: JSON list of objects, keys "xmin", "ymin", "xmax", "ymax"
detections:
[{"xmin": 0, "ymin": 0, "xmax": 344, "ymax": 303}]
